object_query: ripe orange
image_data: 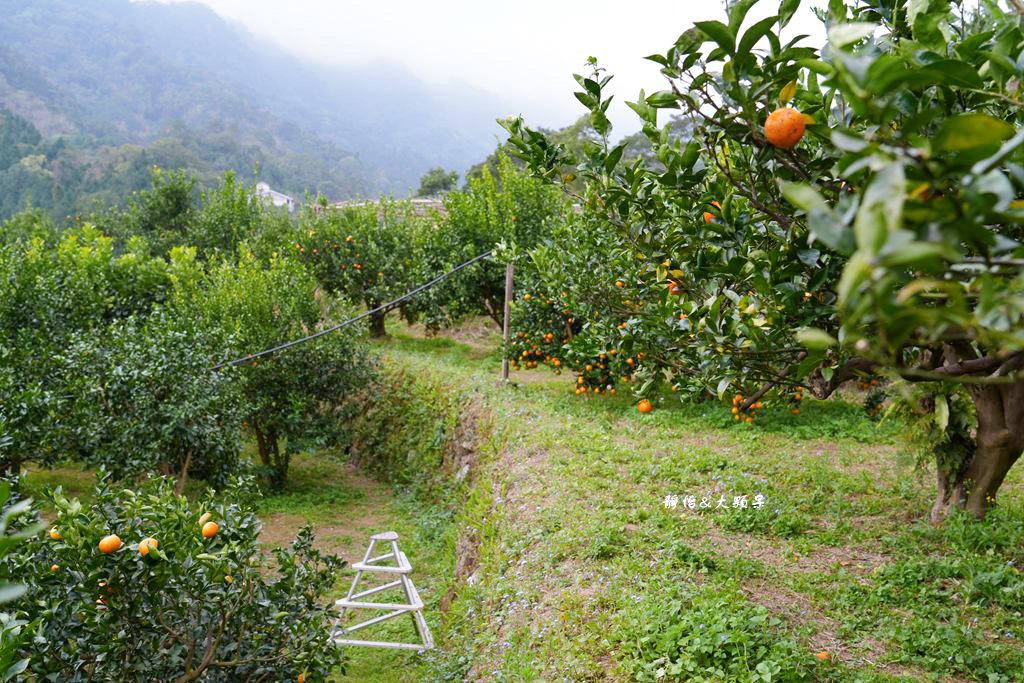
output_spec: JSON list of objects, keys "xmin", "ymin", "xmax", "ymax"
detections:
[
  {"xmin": 637, "ymin": 399, "xmax": 653, "ymax": 414},
  {"xmin": 138, "ymin": 537, "xmax": 159, "ymax": 556},
  {"xmin": 225, "ymin": 575, "xmax": 234, "ymax": 583},
  {"xmin": 703, "ymin": 200, "xmax": 721, "ymax": 224},
  {"xmin": 765, "ymin": 107, "xmax": 806, "ymax": 148},
  {"xmin": 98, "ymin": 535, "xmax": 122, "ymax": 554},
  {"xmin": 50, "ymin": 564, "xmax": 59, "ymax": 572},
  {"xmin": 615, "ymin": 280, "xmax": 624, "ymax": 288},
  {"xmin": 792, "ymin": 408, "xmax": 800, "ymax": 415},
  {"xmin": 49, "ymin": 527, "xmax": 61, "ymax": 541},
  {"xmin": 202, "ymin": 521, "xmax": 220, "ymax": 539}
]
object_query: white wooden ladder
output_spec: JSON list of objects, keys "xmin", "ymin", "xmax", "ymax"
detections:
[{"xmin": 329, "ymin": 531, "xmax": 434, "ymax": 651}]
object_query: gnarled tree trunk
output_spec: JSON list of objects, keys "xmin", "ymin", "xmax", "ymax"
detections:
[{"xmin": 931, "ymin": 379, "xmax": 1024, "ymax": 522}]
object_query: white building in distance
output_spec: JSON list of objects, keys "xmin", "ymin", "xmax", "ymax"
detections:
[{"xmin": 254, "ymin": 181, "xmax": 297, "ymax": 212}]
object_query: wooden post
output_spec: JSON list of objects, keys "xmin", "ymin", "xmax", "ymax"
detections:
[{"xmin": 501, "ymin": 262, "xmax": 514, "ymax": 381}]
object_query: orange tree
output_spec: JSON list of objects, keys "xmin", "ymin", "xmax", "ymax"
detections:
[
  {"xmin": 413, "ymin": 152, "xmax": 569, "ymax": 331},
  {"xmin": 504, "ymin": 0, "xmax": 1024, "ymax": 520},
  {"xmin": 171, "ymin": 248, "xmax": 372, "ymax": 489},
  {"xmin": 0, "ymin": 224, "xmax": 172, "ymax": 476},
  {"xmin": 290, "ymin": 199, "xmax": 425, "ymax": 337},
  {"xmin": 3, "ymin": 476, "xmax": 344, "ymax": 681},
  {"xmin": 58, "ymin": 310, "xmax": 244, "ymax": 493}
]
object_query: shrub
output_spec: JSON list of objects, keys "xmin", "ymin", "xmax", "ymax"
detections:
[{"xmin": 4, "ymin": 476, "xmax": 346, "ymax": 681}]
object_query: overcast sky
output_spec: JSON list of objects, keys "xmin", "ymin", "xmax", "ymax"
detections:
[{"xmin": 151, "ymin": 0, "xmax": 828, "ymax": 136}]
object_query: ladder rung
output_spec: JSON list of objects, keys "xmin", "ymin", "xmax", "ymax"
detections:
[
  {"xmin": 348, "ymin": 580, "xmax": 403, "ymax": 600},
  {"xmin": 351, "ymin": 562, "xmax": 410, "ymax": 574},
  {"xmin": 364, "ymin": 551, "xmax": 396, "ymax": 564},
  {"xmin": 339, "ymin": 606, "xmax": 414, "ymax": 632},
  {"xmin": 336, "ymin": 598, "xmax": 422, "ymax": 610},
  {"xmin": 331, "ymin": 637, "xmax": 425, "ymax": 651}
]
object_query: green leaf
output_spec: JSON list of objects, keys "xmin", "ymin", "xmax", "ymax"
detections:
[
  {"xmin": 695, "ymin": 20, "xmax": 736, "ymax": 55},
  {"xmin": 646, "ymin": 91, "xmax": 680, "ymax": 109},
  {"xmin": 729, "ymin": 0, "xmax": 760, "ymax": 33},
  {"xmin": 809, "ymin": 209, "xmax": 855, "ymax": 254},
  {"xmin": 880, "ymin": 241, "xmax": 959, "ymax": 267},
  {"xmin": 935, "ymin": 395, "xmax": 949, "ymax": 433},
  {"xmin": 934, "ymin": 114, "xmax": 1015, "ymax": 152},
  {"xmin": 828, "ymin": 23, "xmax": 877, "ymax": 48},
  {"xmin": 716, "ymin": 376, "xmax": 733, "ymax": 399},
  {"xmin": 854, "ymin": 163, "xmax": 905, "ymax": 258},
  {"xmin": 780, "ymin": 181, "xmax": 828, "ymax": 211},
  {"xmin": 738, "ymin": 16, "xmax": 779, "ymax": 56},
  {"xmin": 779, "ymin": 0, "xmax": 801, "ymax": 29},
  {"xmin": 797, "ymin": 327, "xmax": 837, "ymax": 349},
  {"xmin": 797, "ymin": 248, "xmax": 821, "ymax": 266},
  {"xmin": 837, "ymin": 251, "xmax": 872, "ymax": 306}
]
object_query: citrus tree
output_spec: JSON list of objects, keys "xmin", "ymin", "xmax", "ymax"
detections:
[
  {"xmin": 4, "ymin": 476, "xmax": 345, "ymax": 681},
  {"xmin": 291, "ymin": 200, "xmax": 425, "ymax": 337},
  {"xmin": 173, "ymin": 249, "xmax": 372, "ymax": 488},
  {"xmin": 0, "ymin": 225, "xmax": 171, "ymax": 475},
  {"xmin": 504, "ymin": 0, "xmax": 1024, "ymax": 520},
  {"xmin": 414, "ymin": 152, "xmax": 569, "ymax": 330},
  {"xmin": 58, "ymin": 311, "xmax": 244, "ymax": 492}
]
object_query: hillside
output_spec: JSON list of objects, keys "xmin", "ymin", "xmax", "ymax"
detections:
[{"xmin": 0, "ymin": 0, "xmax": 507, "ymax": 214}]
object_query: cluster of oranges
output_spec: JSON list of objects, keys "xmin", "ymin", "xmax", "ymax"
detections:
[
  {"xmin": 789, "ymin": 386, "xmax": 804, "ymax": 414},
  {"xmin": 507, "ymin": 291, "xmax": 581, "ymax": 376},
  {"xmin": 856, "ymin": 377, "xmax": 881, "ymax": 391},
  {"xmin": 49, "ymin": 513, "xmax": 220, "ymax": 561},
  {"xmin": 293, "ymin": 233, "xmax": 369, "ymax": 279},
  {"xmin": 731, "ymin": 394, "xmax": 762, "ymax": 423}
]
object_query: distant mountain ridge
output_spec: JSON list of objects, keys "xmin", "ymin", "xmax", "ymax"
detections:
[{"xmin": 0, "ymin": 0, "xmax": 508, "ymax": 201}]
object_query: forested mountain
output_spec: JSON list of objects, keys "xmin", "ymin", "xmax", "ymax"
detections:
[{"xmin": 0, "ymin": 0, "xmax": 507, "ymax": 219}]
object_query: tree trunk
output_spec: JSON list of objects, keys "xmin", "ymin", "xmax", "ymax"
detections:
[
  {"xmin": 254, "ymin": 423, "xmax": 282, "ymax": 488},
  {"xmin": 369, "ymin": 310, "xmax": 387, "ymax": 338},
  {"xmin": 174, "ymin": 449, "xmax": 193, "ymax": 496},
  {"xmin": 267, "ymin": 426, "xmax": 285, "ymax": 488},
  {"xmin": 930, "ymin": 379, "xmax": 1024, "ymax": 522}
]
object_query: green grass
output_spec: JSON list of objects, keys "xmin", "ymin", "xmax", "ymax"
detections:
[{"xmin": 375, "ymin": 319, "xmax": 1024, "ymax": 682}]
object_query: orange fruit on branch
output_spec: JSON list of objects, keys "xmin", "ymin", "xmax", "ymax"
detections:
[
  {"xmin": 138, "ymin": 537, "xmax": 159, "ymax": 556},
  {"xmin": 764, "ymin": 107, "xmax": 806, "ymax": 148},
  {"xmin": 98, "ymin": 534, "xmax": 122, "ymax": 554},
  {"xmin": 637, "ymin": 399, "xmax": 653, "ymax": 414},
  {"xmin": 49, "ymin": 527, "xmax": 61, "ymax": 541},
  {"xmin": 703, "ymin": 200, "xmax": 721, "ymax": 224},
  {"xmin": 202, "ymin": 521, "xmax": 220, "ymax": 539}
]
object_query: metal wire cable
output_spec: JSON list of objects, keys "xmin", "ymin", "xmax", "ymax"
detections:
[{"xmin": 210, "ymin": 249, "xmax": 493, "ymax": 370}]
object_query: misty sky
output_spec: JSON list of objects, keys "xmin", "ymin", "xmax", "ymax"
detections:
[{"xmin": 150, "ymin": 0, "xmax": 828, "ymax": 135}]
